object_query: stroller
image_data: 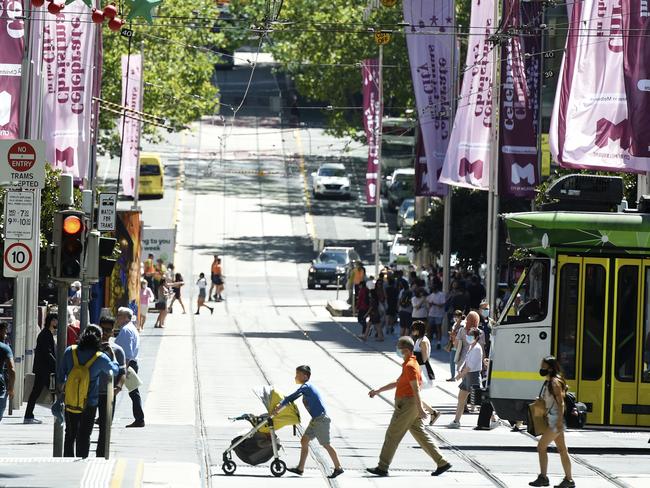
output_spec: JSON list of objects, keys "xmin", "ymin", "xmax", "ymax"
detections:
[{"xmin": 222, "ymin": 386, "xmax": 301, "ymax": 477}]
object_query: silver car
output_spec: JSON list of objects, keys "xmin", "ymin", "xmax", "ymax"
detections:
[{"xmin": 311, "ymin": 163, "xmax": 352, "ymax": 199}]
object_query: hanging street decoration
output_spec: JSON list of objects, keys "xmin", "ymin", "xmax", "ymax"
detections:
[
  {"xmin": 91, "ymin": 3, "xmax": 125, "ymax": 32},
  {"xmin": 125, "ymin": 0, "xmax": 163, "ymax": 25}
]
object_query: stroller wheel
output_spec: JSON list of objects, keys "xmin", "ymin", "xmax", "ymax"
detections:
[
  {"xmin": 270, "ymin": 459, "xmax": 286, "ymax": 477},
  {"xmin": 222, "ymin": 460, "xmax": 237, "ymax": 476}
]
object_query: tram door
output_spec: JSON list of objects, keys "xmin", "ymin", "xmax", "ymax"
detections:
[
  {"xmin": 555, "ymin": 256, "xmax": 609, "ymax": 425},
  {"xmin": 610, "ymin": 259, "xmax": 650, "ymax": 426}
]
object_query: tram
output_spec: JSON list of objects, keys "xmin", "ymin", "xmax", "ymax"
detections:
[{"xmin": 488, "ymin": 174, "xmax": 650, "ymax": 427}]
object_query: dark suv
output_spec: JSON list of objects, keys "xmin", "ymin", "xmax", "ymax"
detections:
[{"xmin": 307, "ymin": 247, "xmax": 360, "ymax": 289}]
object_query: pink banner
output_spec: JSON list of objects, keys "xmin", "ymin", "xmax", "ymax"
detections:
[
  {"xmin": 362, "ymin": 58, "xmax": 380, "ymax": 205},
  {"xmin": 499, "ymin": 0, "xmax": 542, "ymax": 198},
  {"xmin": 439, "ymin": 0, "xmax": 496, "ymax": 190},
  {"xmin": 549, "ymin": 0, "xmax": 650, "ymax": 172},
  {"xmin": 0, "ymin": 0, "xmax": 25, "ymax": 139},
  {"xmin": 36, "ymin": 2, "xmax": 100, "ymax": 179},
  {"xmin": 120, "ymin": 54, "xmax": 143, "ymax": 197},
  {"xmin": 403, "ymin": 0, "xmax": 454, "ymax": 197}
]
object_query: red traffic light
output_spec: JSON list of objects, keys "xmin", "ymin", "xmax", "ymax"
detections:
[{"xmin": 63, "ymin": 215, "xmax": 83, "ymax": 235}]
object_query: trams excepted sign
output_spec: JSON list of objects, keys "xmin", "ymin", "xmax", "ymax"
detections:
[
  {"xmin": 3, "ymin": 242, "xmax": 33, "ymax": 276},
  {"xmin": 0, "ymin": 140, "xmax": 46, "ymax": 189}
]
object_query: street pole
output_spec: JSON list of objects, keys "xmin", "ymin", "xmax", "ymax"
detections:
[
  {"xmin": 53, "ymin": 283, "xmax": 68, "ymax": 457},
  {"xmin": 374, "ymin": 43, "xmax": 384, "ymax": 277}
]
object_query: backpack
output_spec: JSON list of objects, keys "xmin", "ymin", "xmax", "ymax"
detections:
[
  {"xmin": 564, "ymin": 391, "xmax": 587, "ymax": 429},
  {"xmin": 400, "ymin": 290, "xmax": 412, "ymax": 308},
  {"xmin": 64, "ymin": 346, "xmax": 102, "ymax": 414}
]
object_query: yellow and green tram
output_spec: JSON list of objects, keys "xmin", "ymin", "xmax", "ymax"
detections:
[{"xmin": 489, "ymin": 175, "xmax": 650, "ymax": 427}]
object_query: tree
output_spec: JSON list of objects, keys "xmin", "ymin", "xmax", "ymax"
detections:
[{"xmin": 98, "ymin": 0, "xmax": 223, "ymax": 155}]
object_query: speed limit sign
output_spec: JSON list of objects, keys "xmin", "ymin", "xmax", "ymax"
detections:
[{"xmin": 3, "ymin": 241, "xmax": 34, "ymax": 277}]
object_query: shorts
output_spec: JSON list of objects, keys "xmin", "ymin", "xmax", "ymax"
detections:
[
  {"xmin": 199, "ymin": 288, "xmax": 206, "ymax": 298},
  {"xmin": 459, "ymin": 371, "xmax": 481, "ymax": 392},
  {"xmin": 211, "ymin": 274, "xmax": 223, "ymax": 286},
  {"xmin": 304, "ymin": 414, "xmax": 331, "ymax": 446},
  {"xmin": 0, "ymin": 391, "xmax": 7, "ymax": 422},
  {"xmin": 547, "ymin": 411, "xmax": 566, "ymax": 434}
]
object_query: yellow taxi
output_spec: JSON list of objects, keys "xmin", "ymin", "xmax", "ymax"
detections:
[{"xmin": 138, "ymin": 153, "xmax": 164, "ymax": 198}]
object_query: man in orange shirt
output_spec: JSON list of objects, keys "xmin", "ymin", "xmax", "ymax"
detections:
[
  {"xmin": 366, "ymin": 336, "xmax": 452, "ymax": 477},
  {"xmin": 209, "ymin": 255, "xmax": 225, "ymax": 302}
]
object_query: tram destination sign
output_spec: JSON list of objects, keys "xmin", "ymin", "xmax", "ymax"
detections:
[
  {"xmin": 4, "ymin": 191, "xmax": 34, "ymax": 240},
  {"xmin": 0, "ymin": 140, "xmax": 46, "ymax": 189}
]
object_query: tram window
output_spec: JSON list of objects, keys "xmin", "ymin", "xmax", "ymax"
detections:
[
  {"xmin": 643, "ymin": 269, "xmax": 650, "ymax": 383},
  {"xmin": 615, "ymin": 266, "xmax": 638, "ymax": 383},
  {"xmin": 501, "ymin": 260, "xmax": 549, "ymax": 325},
  {"xmin": 557, "ymin": 264, "xmax": 579, "ymax": 380},
  {"xmin": 581, "ymin": 264, "xmax": 607, "ymax": 381}
]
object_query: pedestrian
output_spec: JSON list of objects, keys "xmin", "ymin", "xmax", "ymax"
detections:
[
  {"xmin": 454, "ymin": 311, "xmax": 484, "ymax": 376},
  {"xmin": 24, "ymin": 313, "xmax": 58, "ymax": 424},
  {"xmin": 446, "ymin": 311, "xmax": 464, "ymax": 381},
  {"xmin": 411, "ymin": 286, "xmax": 428, "ymax": 324},
  {"xmin": 69, "ymin": 281, "xmax": 82, "ymax": 306},
  {"xmin": 154, "ymin": 277, "xmax": 172, "ymax": 328},
  {"xmin": 529, "ymin": 356, "xmax": 575, "ymax": 488},
  {"xmin": 195, "ymin": 272, "xmax": 214, "ymax": 315},
  {"xmin": 449, "ymin": 280, "xmax": 470, "ymax": 315},
  {"xmin": 0, "ymin": 322, "xmax": 16, "ymax": 423},
  {"xmin": 447, "ymin": 328, "xmax": 483, "ymax": 428},
  {"xmin": 411, "ymin": 321, "xmax": 440, "ymax": 426},
  {"xmin": 139, "ymin": 279, "xmax": 155, "ymax": 330},
  {"xmin": 356, "ymin": 279, "xmax": 370, "ymax": 337},
  {"xmin": 362, "ymin": 280, "xmax": 384, "ymax": 341},
  {"xmin": 58, "ymin": 325, "xmax": 118, "ymax": 458},
  {"xmin": 114, "ymin": 307, "xmax": 145, "ymax": 428},
  {"xmin": 385, "ymin": 276, "xmax": 399, "ymax": 336},
  {"xmin": 467, "ymin": 275, "xmax": 486, "ymax": 310},
  {"xmin": 348, "ymin": 261, "xmax": 366, "ymax": 305},
  {"xmin": 66, "ymin": 307, "xmax": 81, "ymax": 346},
  {"xmin": 426, "ymin": 280, "xmax": 446, "ymax": 349},
  {"xmin": 143, "ymin": 253, "xmax": 155, "ymax": 290},
  {"xmin": 271, "ymin": 365, "xmax": 344, "ymax": 479},
  {"xmin": 398, "ymin": 279, "xmax": 413, "ymax": 336},
  {"xmin": 153, "ymin": 258, "xmax": 166, "ymax": 297},
  {"xmin": 168, "ymin": 272, "xmax": 187, "ymax": 314},
  {"xmin": 210, "ymin": 256, "xmax": 225, "ymax": 302},
  {"xmin": 96, "ymin": 317, "xmax": 127, "ymax": 457},
  {"xmin": 366, "ymin": 336, "xmax": 452, "ymax": 477},
  {"xmin": 478, "ymin": 299, "xmax": 493, "ymax": 355}
]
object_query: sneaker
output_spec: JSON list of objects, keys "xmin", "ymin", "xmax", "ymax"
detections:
[
  {"xmin": 195, "ymin": 311, "xmax": 200, "ymax": 315},
  {"xmin": 126, "ymin": 420, "xmax": 145, "ymax": 428},
  {"xmin": 429, "ymin": 410, "xmax": 441, "ymax": 426},
  {"xmin": 431, "ymin": 463, "xmax": 452, "ymax": 476},
  {"xmin": 447, "ymin": 420, "xmax": 461, "ymax": 429},
  {"xmin": 446, "ymin": 378, "xmax": 455, "ymax": 382},
  {"xmin": 287, "ymin": 467, "xmax": 303, "ymax": 476},
  {"xmin": 554, "ymin": 479, "xmax": 575, "ymax": 488},
  {"xmin": 23, "ymin": 418, "xmax": 42, "ymax": 424},
  {"xmin": 529, "ymin": 474, "xmax": 550, "ymax": 487},
  {"xmin": 366, "ymin": 467, "xmax": 388, "ymax": 477},
  {"xmin": 328, "ymin": 467, "xmax": 344, "ymax": 479},
  {"xmin": 210, "ymin": 307, "xmax": 214, "ymax": 315},
  {"xmin": 490, "ymin": 420, "xmax": 501, "ymax": 429}
]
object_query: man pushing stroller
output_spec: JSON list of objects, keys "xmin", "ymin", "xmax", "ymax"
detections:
[{"xmin": 272, "ymin": 365, "xmax": 344, "ymax": 479}]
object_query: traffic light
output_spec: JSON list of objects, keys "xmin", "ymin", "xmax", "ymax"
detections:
[
  {"xmin": 53, "ymin": 210, "xmax": 85, "ymax": 280},
  {"xmin": 85, "ymin": 231, "xmax": 117, "ymax": 282}
]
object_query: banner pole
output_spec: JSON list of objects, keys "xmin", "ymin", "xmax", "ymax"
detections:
[
  {"xmin": 374, "ymin": 43, "xmax": 384, "ymax": 277},
  {"xmin": 132, "ymin": 41, "xmax": 145, "ymax": 211}
]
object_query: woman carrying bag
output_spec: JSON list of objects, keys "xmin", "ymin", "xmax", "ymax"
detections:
[{"xmin": 529, "ymin": 356, "xmax": 574, "ymax": 488}]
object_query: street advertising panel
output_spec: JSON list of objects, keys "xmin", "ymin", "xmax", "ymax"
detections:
[
  {"xmin": 141, "ymin": 227, "xmax": 176, "ymax": 264},
  {"xmin": 0, "ymin": 0, "xmax": 24, "ymax": 140},
  {"xmin": 402, "ymin": 0, "xmax": 454, "ymax": 197},
  {"xmin": 120, "ymin": 54, "xmax": 143, "ymax": 197},
  {"xmin": 362, "ymin": 58, "xmax": 381, "ymax": 205},
  {"xmin": 439, "ymin": 0, "xmax": 496, "ymax": 190}
]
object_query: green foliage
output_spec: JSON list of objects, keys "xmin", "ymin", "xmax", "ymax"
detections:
[{"xmin": 98, "ymin": 0, "xmax": 222, "ymax": 156}]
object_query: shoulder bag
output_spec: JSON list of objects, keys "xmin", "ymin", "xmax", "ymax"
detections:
[{"xmin": 527, "ymin": 382, "xmax": 549, "ymax": 437}]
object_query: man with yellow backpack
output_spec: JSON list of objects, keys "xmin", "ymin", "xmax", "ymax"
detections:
[{"xmin": 57, "ymin": 325, "xmax": 118, "ymax": 458}]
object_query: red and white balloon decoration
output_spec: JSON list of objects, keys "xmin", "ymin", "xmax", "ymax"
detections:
[{"xmin": 91, "ymin": 3, "xmax": 124, "ymax": 31}]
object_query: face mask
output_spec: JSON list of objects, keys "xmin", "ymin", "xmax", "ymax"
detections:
[
  {"xmin": 481, "ymin": 309, "xmax": 490, "ymax": 318},
  {"xmin": 467, "ymin": 336, "xmax": 476, "ymax": 345},
  {"xmin": 539, "ymin": 368, "xmax": 549, "ymax": 377},
  {"xmin": 396, "ymin": 349, "xmax": 404, "ymax": 359}
]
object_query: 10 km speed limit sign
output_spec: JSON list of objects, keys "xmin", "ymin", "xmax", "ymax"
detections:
[{"xmin": 3, "ymin": 241, "xmax": 34, "ymax": 277}]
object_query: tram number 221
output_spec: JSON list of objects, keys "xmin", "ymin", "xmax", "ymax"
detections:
[{"xmin": 514, "ymin": 333, "xmax": 530, "ymax": 344}]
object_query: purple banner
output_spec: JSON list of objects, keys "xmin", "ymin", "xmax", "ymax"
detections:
[
  {"xmin": 439, "ymin": 0, "xmax": 496, "ymax": 190},
  {"xmin": 549, "ymin": 0, "xmax": 650, "ymax": 172},
  {"xmin": 403, "ymin": 0, "xmax": 454, "ymax": 197},
  {"xmin": 362, "ymin": 58, "xmax": 380, "ymax": 205},
  {"xmin": 499, "ymin": 0, "xmax": 542, "ymax": 198},
  {"xmin": 0, "ymin": 0, "xmax": 24, "ymax": 139},
  {"xmin": 120, "ymin": 54, "xmax": 143, "ymax": 197},
  {"xmin": 623, "ymin": 0, "xmax": 650, "ymax": 158}
]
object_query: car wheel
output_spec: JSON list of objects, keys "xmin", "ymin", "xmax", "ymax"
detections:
[{"xmin": 308, "ymin": 281, "xmax": 315, "ymax": 290}]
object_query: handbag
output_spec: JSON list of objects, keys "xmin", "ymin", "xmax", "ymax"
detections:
[
  {"xmin": 124, "ymin": 366, "xmax": 143, "ymax": 392},
  {"xmin": 527, "ymin": 382, "xmax": 549, "ymax": 437}
]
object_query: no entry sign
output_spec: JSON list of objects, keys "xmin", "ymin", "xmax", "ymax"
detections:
[
  {"xmin": 3, "ymin": 241, "xmax": 34, "ymax": 276},
  {"xmin": 0, "ymin": 139, "xmax": 45, "ymax": 189}
]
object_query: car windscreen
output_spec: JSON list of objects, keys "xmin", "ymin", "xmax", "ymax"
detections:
[
  {"xmin": 140, "ymin": 165, "xmax": 161, "ymax": 176},
  {"xmin": 405, "ymin": 208, "xmax": 415, "ymax": 219},
  {"xmin": 318, "ymin": 168, "xmax": 346, "ymax": 177},
  {"xmin": 317, "ymin": 252, "xmax": 347, "ymax": 264}
]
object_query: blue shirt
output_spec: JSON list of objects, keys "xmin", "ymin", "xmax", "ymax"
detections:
[
  {"xmin": 57, "ymin": 346, "xmax": 119, "ymax": 407},
  {"xmin": 280, "ymin": 382, "xmax": 326, "ymax": 418},
  {"xmin": 0, "ymin": 342, "xmax": 13, "ymax": 394},
  {"xmin": 114, "ymin": 322, "xmax": 140, "ymax": 363}
]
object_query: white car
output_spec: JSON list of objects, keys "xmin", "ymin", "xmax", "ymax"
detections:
[
  {"xmin": 311, "ymin": 163, "xmax": 352, "ymax": 199},
  {"xmin": 389, "ymin": 233, "xmax": 415, "ymax": 268}
]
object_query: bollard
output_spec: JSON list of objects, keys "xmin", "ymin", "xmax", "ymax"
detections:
[{"xmin": 336, "ymin": 276, "xmax": 340, "ymax": 300}]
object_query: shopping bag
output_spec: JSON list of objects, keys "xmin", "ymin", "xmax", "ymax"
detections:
[
  {"xmin": 124, "ymin": 366, "xmax": 143, "ymax": 392},
  {"xmin": 527, "ymin": 398, "xmax": 548, "ymax": 436}
]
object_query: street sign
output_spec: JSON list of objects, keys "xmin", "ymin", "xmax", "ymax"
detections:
[
  {"xmin": 4, "ymin": 191, "xmax": 35, "ymax": 240},
  {"xmin": 0, "ymin": 139, "xmax": 46, "ymax": 189},
  {"xmin": 98, "ymin": 193, "xmax": 117, "ymax": 231},
  {"xmin": 3, "ymin": 241, "xmax": 34, "ymax": 277}
]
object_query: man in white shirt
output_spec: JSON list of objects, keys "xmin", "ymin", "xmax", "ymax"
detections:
[{"xmin": 114, "ymin": 307, "xmax": 144, "ymax": 428}]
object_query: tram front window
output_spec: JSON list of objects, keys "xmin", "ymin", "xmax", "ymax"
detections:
[
  {"xmin": 615, "ymin": 266, "xmax": 638, "ymax": 382},
  {"xmin": 500, "ymin": 260, "xmax": 549, "ymax": 325}
]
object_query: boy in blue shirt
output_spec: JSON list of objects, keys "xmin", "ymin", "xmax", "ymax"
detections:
[{"xmin": 272, "ymin": 365, "xmax": 343, "ymax": 479}]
